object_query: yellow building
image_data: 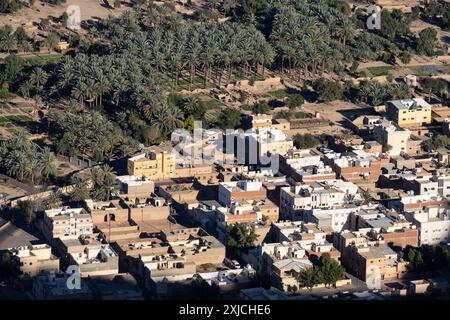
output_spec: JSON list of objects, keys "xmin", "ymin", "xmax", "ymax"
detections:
[
  {"xmin": 128, "ymin": 146, "xmax": 176, "ymax": 180},
  {"xmin": 386, "ymin": 98, "xmax": 431, "ymax": 127},
  {"xmin": 127, "ymin": 145, "xmax": 213, "ymax": 180}
]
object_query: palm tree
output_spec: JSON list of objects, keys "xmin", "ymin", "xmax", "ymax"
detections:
[
  {"xmin": 89, "ymin": 165, "xmax": 117, "ymax": 201},
  {"xmin": 30, "ymin": 68, "xmax": 48, "ymax": 88},
  {"xmin": 18, "ymin": 80, "xmax": 33, "ymax": 98},
  {"xmin": 44, "ymin": 32, "xmax": 59, "ymax": 52},
  {"xmin": 70, "ymin": 180, "xmax": 90, "ymax": 202},
  {"xmin": 182, "ymin": 95, "xmax": 200, "ymax": 115},
  {"xmin": 360, "ymin": 190, "xmax": 374, "ymax": 205},
  {"xmin": 6, "ymin": 150, "xmax": 30, "ymax": 181},
  {"xmin": 151, "ymin": 104, "xmax": 183, "ymax": 136},
  {"xmin": 38, "ymin": 147, "xmax": 56, "ymax": 182}
]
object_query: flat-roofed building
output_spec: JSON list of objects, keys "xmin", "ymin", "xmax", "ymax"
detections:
[
  {"xmin": 328, "ymin": 149, "xmax": 386, "ymax": 182},
  {"xmin": 218, "ymin": 180, "xmax": 266, "ymax": 207},
  {"xmin": 374, "ymin": 121, "xmax": 412, "ymax": 156},
  {"xmin": 161, "ymin": 227, "xmax": 226, "ymax": 267},
  {"xmin": 9, "ymin": 244, "xmax": 60, "ymax": 277},
  {"xmin": 215, "ymin": 199, "xmax": 278, "ymax": 243},
  {"xmin": 280, "ymin": 183, "xmax": 347, "ymax": 220},
  {"xmin": 343, "ymin": 243, "xmax": 408, "ymax": 282},
  {"xmin": 41, "ymin": 207, "xmax": 93, "ymax": 243},
  {"xmin": 116, "ymin": 175, "xmax": 155, "ymax": 199},
  {"xmin": 386, "ymin": 98, "xmax": 431, "ymax": 127},
  {"xmin": 33, "ymin": 272, "xmax": 93, "ymax": 300},
  {"xmin": 66, "ymin": 240, "xmax": 119, "ymax": 277},
  {"xmin": 404, "ymin": 209, "xmax": 450, "ymax": 245},
  {"xmin": 127, "ymin": 145, "xmax": 213, "ymax": 180}
]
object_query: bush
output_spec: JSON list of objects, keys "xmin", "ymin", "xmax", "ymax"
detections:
[
  {"xmin": 293, "ymin": 134, "xmax": 320, "ymax": 149},
  {"xmin": 313, "ymin": 78, "xmax": 343, "ymax": 103}
]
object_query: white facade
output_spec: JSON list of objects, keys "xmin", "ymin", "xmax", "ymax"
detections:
[
  {"xmin": 405, "ymin": 210, "xmax": 450, "ymax": 245},
  {"xmin": 279, "ymin": 184, "xmax": 347, "ymax": 218},
  {"xmin": 218, "ymin": 181, "xmax": 263, "ymax": 207},
  {"xmin": 43, "ymin": 207, "xmax": 94, "ymax": 241}
]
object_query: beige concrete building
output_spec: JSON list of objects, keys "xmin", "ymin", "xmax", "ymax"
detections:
[
  {"xmin": 63, "ymin": 237, "xmax": 119, "ymax": 277},
  {"xmin": 116, "ymin": 175, "xmax": 155, "ymax": 199},
  {"xmin": 343, "ymin": 243, "xmax": 408, "ymax": 282},
  {"xmin": 374, "ymin": 121, "xmax": 411, "ymax": 156},
  {"xmin": 249, "ymin": 114, "xmax": 290, "ymax": 132}
]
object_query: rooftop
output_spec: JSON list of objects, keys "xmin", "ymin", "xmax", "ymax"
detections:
[{"xmin": 388, "ymin": 98, "xmax": 430, "ymax": 111}]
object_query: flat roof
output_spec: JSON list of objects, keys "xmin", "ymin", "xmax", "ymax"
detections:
[
  {"xmin": 0, "ymin": 221, "xmax": 40, "ymax": 251},
  {"xmin": 388, "ymin": 98, "xmax": 430, "ymax": 110}
]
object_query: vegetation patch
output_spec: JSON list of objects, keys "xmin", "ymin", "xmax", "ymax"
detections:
[
  {"xmin": 365, "ymin": 66, "xmax": 393, "ymax": 77},
  {"xmin": 0, "ymin": 115, "xmax": 33, "ymax": 127}
]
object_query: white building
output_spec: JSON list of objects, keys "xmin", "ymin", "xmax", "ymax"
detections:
[
  {"xmin": 42, "ymin": 207, "xmax": 93, "ymax": 242},
  {"xmin": 218, "ymin": 180, "xmax": 265, "ymax": 207},
  {"xmin": 279, "ymin": 183, "xmax": 347, "ymax": 219},
  {"xmin": 404, "ymin": 209, "xmax": 450, "ymax": 245},
  {"xmin": 227, "ymin": 128, "xmax": 293, "ymax": 165}
]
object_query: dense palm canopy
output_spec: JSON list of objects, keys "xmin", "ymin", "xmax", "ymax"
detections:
[{"xmin": 0, "ymin": 131, "xmax": 57, "ymax": 183}]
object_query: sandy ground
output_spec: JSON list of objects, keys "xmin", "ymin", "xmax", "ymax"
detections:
[
  {"xmin": 0, "ymin": 184, "xmax": 27, "ymax": 201},
  {"xmin": 301, "ymin": 100, "xmax": 373, "ymax": 124}
]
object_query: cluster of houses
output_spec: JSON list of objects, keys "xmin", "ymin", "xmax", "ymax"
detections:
[{"xmin": 1, "ymin": 98, "xmax": 450, "ymax": 299}]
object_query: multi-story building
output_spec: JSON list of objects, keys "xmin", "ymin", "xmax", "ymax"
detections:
[
  {"xmin": 161, "ymin": 228, "xmax": 226, "ymax": 267},
  {"xmin": 65, "ymin": 239, "xmax": 119, "ymax": 277},
  {"xmin": 404, "ymin": 209, "xmax": 450, "ymax": 245},
  {"xmin": 279, "ymin": 182, "xmax": 348, "ymax": 220},
  {"xmin": 9, "ymin": 244, "xmax": 60, "ymax": 277},
  {"xmin": 41, "ymin": 207, "xmax": 93, "ymax": 243},
  {"xmin": 305, "ymin": 205, "xmax": 370, "ymax": 232},
  {"xmin": 247, "ymin": 114, "xmax": 290, "ymax": 132},
  {"xmin": 33, "ymin": 272, "xmax": 93, "ymax": 300},
  {"xmin": 127, "ymin": 145, "xmax": 213, "ymax": 180},
  {"xmin": 328, "ymin": 149, "xmax": 386, "ymax": 182},
  {"xmin": 215, "ymin": 199, "xmax": 278, "ymax": 243},
  {"xmin": 352, "ymin": 209, "xmax": 419, "ymax": 248},
  {"xmin": 386, "ymin": 98, "xmax": 432, "ymax": 127},
  {"xmin": 84, "ymin": 199, "xmax": 140, "ymax": 242},
  {"xmin": 226, "ymin": 128, "xmax": 293, "ymax": 165},
  {"xmin": 343, "ymin": 243, "xmax": 408, "ymax": 282},
  {"xmin": 279, "ymin": 149, "xmax": 335, "ymax": 183},
  {"xmin": 374, "ymin": 121, "xmax": 412, "ymax": 156}
]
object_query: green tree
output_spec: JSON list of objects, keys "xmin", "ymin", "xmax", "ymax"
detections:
[
  {"xmin": 226, "ymin": 224, "xmax": 258, "ymax": 249},
  {"xmin": 216, "ymin": 108, "xmax": 241, "ymax": 130},
  {"xmin": 316, "ymin": 253, "xmax": 346, "ymax": 288},
  {"xmin": 88, "ymin": 165, "xmax": 117, "ymax": 201},
  {"xmin": 286, "ymin": 94, "xmax": 305, "ymax": 109},
  {"xmin": 14, "ymin": 200, "xmax": 36, "ymax": 225},
  {"xmin": 313, "ymin": 78, "xmax": 343, "ymax": 103},
  {"xmin": 297, "ymin": 267, "xmax": 319, "ymax": 291},
  {"xmin": 293, "ymin": 134, "xmax": 320, "ymax": 149},
  {"xmin": 60, "ymin": 12, "xmax": 69, "ymax": 28},
  {"xmin": 38, "ymin": 147, "xmax": 56, "ymax": 182},
  {"xmin": 70, "ymin": 181, "xmax": 90, "ymax": 202},
  {"xmin": 417, "ymin": 28, "xmax": 438, "ymax": 56},
  {"xmin": 0, "ymin": 252, "xmax": 15, "ymax": 280}
]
